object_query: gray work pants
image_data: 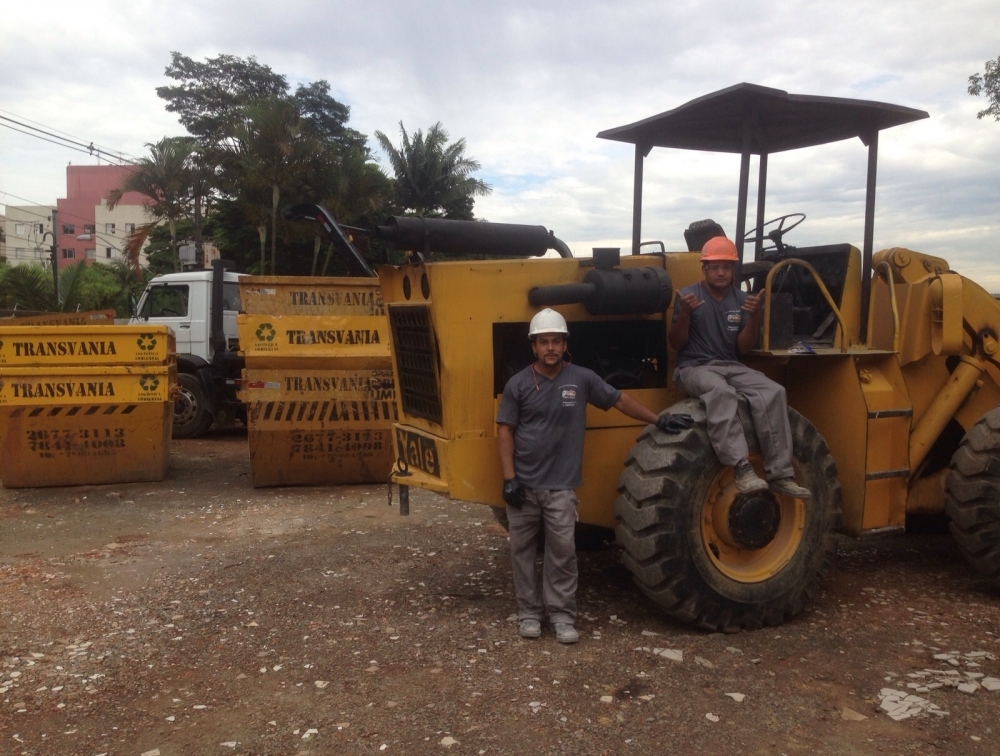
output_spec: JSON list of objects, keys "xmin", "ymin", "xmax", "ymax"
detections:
[
  {"xmin": 676, "ymin": 360, "xmax": 795, "ymax": 480},
  {"xmin": 506, "ymin": 488, "xmax": 577, "ymax": 625}
]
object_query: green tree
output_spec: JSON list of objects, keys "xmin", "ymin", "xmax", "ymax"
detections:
[
  {"xmin": 0, "ymin": 263, "xmax": 54, "ymax": 311},
  {"xmin": 374, "ymin": 121, "xmax": 491, "ymax": 219},
  {"xmin": 157, "ymin": 53, "xmax": 289, "ymax": 143},
  {"xmin": 108, "ymin": 137, "xmax": 195, "ymax": 272},
  {"xmin": 969, "ymin": 55, "xmax": 1000, "ymax": 121},
  {"xmin": 220, "ymin": 97, "xmax": 323, "ymax": 274}
]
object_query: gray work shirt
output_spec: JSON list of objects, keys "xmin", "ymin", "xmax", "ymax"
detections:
[
  {"xmin": 675, "ymin": 282, "xmax": 750, "ymax": 367},
  {"xmin": 496, "ymin": 362, "xmax": 621, "ymax": 490}
]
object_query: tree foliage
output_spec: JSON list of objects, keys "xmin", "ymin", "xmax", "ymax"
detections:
[
  {"xmin": 157, "ymin": 53, "xmax": 288, "ymax": 143},
  {"xmin": 375, "ymin": 122, "xmax": 491, "ymax": 219},
  {"xmin": 0, "ymin": 261, "xmax": 150, "ymax": 316},
  {"xmin": 969, "ymin": 55, "xmax": 1000, "ymax": 121},
  {"xmin": 108, "ymin": 136, "xmax": 199, "ymax": 272},
  {"xmin": 144, "ymin": 52, "xmax": 489, "ymax": 276}
]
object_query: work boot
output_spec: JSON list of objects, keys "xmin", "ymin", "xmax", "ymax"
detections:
[
  {"xmin": 553, "ymin": 623, "xmax": 579, "ymax": 644},
  {"xmin": 769, "ymin": 477, "xmax": 812, "ymax": 499},
  {"xmin": 519, "ymin": 619, "xmax": 541, "ymax": 639},
  {"xmin": 734, "ymin": 462, "xmax": 769, "ymax": 494}
]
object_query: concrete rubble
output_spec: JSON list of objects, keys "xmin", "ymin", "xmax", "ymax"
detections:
[{"xmin": 878, "ymin": 688, "xmax": 949, "ymax": 720}]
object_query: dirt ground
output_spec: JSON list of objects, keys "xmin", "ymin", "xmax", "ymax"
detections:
[{"xmin": 1, "ymin": 430, "xmax": 999, "ymax": 756}]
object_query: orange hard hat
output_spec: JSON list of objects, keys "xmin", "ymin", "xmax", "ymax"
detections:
[{"xmin": 700, "ymin": 236, "xmax": 739, "ymax": 262}]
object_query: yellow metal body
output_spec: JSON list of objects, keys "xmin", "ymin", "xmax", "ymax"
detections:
[
  {"xmin": 0, "ymin": 332, "xmax": 176, "ymax": 488},
  {"xmin": 383, "ymin": 242, "xmax": 1000, "ymax": 538},
  {"xmin": 382, "ymin": 255, "xmax": 674, "ymax": 529},
  {"xmin": 237, "ymin": 276, "xmax": 395, "ymax": 487}
]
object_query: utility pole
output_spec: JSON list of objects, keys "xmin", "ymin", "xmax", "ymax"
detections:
[{"xmin": 51, "ymin": 209, "xmax": 60, "ymax": 305}]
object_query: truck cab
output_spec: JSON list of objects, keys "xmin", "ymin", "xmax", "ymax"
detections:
[{"xmin": 131, "ymin": 264, "xmax": 247, "ymax": 437}]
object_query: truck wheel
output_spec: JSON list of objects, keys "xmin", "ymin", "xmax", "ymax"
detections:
[
  {"xmin": 173, "ymin": 373, "xmax": 213, "ymax": 439},
  {"xmin": 944, "ymin": 407, "xmax": 1000, "ymax": 589},
  {"xmin": 615, "ymin": 398, "xmax": 841, "ymax": 632}
]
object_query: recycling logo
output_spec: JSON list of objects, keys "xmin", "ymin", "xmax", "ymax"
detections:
[
  {"xmin": 255, "ymin": 323, "xmax": 276, "ymax": 341},
  {"xmin": 137, "ymin": 334, "xmax": 158, "ymax": 351},
  {"xmin": 139, "ymin": 375, "xmax": 160, "ymax": 392},
  {"xmin": 0, "ymin": 339, "xmax": 4, "ymax": 351}
]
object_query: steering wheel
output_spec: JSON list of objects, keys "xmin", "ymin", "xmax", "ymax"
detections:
[{"xmin": 743, "ymin": 213, "xmax": 806, "ymax": 256}]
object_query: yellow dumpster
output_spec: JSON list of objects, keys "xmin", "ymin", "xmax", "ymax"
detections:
[
  {"xmin": 0, "ymin": 364, "xmax": 175, "ymax": 487},
  {"xmin": 240, "ymin": 275, "xmax": 385, "ymax": 317},
  {"xmin": 237, "ymin": 276, "xmax": 396, "ymax": 488},
  {"xmin": 0, "ymin": 325, "xmax": 176, "ymax": 366}
]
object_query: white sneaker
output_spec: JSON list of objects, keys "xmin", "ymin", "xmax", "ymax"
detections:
[
  {"xmin": 734, "ymin": 462, "xmax": 768, "ymax": 494},
  {"xmin": 553, "ymin": 623, "xmax": 579, "ymax": 644},
  {"xmin": 519, "ymin": 619, "xmax": 541, "ymax": 639}
]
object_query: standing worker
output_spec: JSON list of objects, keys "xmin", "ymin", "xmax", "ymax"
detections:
[
  {"xmin": 669, "ymin": 235, "xmax": 811, "ymax": 498},
  {"xmin": 496, "ymin": 308, "xmax": 691, "ymax": 643}
]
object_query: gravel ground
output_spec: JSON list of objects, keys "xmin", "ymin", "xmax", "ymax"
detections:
[{"xmin": 1, "ymin": 430, "xmax": 999, "ymax": 756}]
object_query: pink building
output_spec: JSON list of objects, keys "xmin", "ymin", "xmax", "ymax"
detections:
[{"xmin": 55, "ymin": 165, "xmax": 147, "ymax": 269}]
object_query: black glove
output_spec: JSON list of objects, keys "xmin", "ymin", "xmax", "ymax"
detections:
[
  {"xmin": 656, "ymin": 413, "xmax": 694, "ymax": 434},
  {"xmin": 502, "ymin": 478, "xmax": 526, "ymax": 509}
]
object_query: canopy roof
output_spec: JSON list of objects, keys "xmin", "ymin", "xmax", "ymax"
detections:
[{"xmin": 597, "ymin": 83, "xmax": 928, "ymax": 154}]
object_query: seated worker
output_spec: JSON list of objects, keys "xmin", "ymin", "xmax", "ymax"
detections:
[{"xmin": 668, "ymin": 236, "xmax": 811, "ymax": 498}]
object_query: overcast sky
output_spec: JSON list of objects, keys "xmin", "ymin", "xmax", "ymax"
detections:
[{"xmin": 2, "ymin": 1, "xmax": 998, "ymax": 284}]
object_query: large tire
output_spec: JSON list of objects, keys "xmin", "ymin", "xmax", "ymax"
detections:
[
  {"xmin": 615, "ymin": 398, "xmax": 841, "ymax": 632},
  {"xmin": 173, "ymin": 372, "xmax": 214, "ymax": 439},
  {"xmin": 944, "ymin": 407, "xmax": 1000, "ymax": 589}
]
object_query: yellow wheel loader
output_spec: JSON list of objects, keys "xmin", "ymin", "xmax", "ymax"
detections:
[{"xmin": 380, "ymin": 83, "xmax": 1000, "ymax": 632}]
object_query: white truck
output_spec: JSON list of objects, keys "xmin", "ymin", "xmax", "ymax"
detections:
[
  {"xmin": 131, "ymin": 260, "xmax": 247, "ymax": 437},
  {"xmin": 131, "ymin": 205, "xmax": 377, "ymax": 438}
]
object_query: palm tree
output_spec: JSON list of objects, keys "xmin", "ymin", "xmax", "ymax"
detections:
[
  {"xmin": 107, "ymin": 137, "xmax": 195, "ymax": 273},
  {"xmin": 0, "ymin": 263, "xmax": 54, "ymax": 311},
  {"xmin": 374, "ymin": 122, "xmax": 491, "ymax": 218},
  {"xmin": 221, "ymin": 97, "xmax": 318, "ymax": 274}
]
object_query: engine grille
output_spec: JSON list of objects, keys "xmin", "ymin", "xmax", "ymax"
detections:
[{"xmin": 388, "ymin": 305, "xmax": 443, "ymax": 425}]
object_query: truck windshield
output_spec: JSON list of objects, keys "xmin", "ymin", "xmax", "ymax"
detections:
[
  {"xmin": 141, "ymin": 284, "xmax": 190, "ymax": 318},
  {"xmin": 222, "ymin": 282, "xmax": 242, "ymax": 312}
]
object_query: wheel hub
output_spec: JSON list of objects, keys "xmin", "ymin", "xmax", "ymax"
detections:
[
  {"xmin": 174, "ymin": 387, "xmax": 197, "ymax": 425},
  {"xmin": 727, "ymin": 493, "xmax": 781, "ymax": 550}
]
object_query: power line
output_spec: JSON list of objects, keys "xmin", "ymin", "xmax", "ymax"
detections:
[
  {"xmin": 0, "ymin": 121, "xmax": 115, "ymax": 161},
  {"xmin": 0, "ymin": 106, "xmax": 141, "ymax": 162},
  {"xmin": 0, "ymin": 116, "xmax": 132, "ymax": 165}
]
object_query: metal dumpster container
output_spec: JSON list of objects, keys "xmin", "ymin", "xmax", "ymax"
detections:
[
  {"xmin": 0, "ymin": 324, "xmax": 176, "ymax": 367},
  {"xmin": 240, "ymin": 276, "xmax": 384, "ymax": 317},
  {"xmin": 0, "ymin": 364, "xmax": 176, "ymax": 487},
  {"xmin": 241, "ymin": 367, "xmax": 396, "ymax": 487},
  {"xmin": 236, "ymin": 314, "xmax": 390, "ymax": 368},
  {"xmin": 237, "ymin": 276, "xmax": 396, "ymax": 488}
]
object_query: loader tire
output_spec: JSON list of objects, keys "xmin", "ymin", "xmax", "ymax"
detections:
[
  {"xmin": 944, "ymin": 407, "xmax": 1000, "ymax": 589},
  {"xmin": 173, "ymin": 373, "xmax": 213, "ymax": 439},
  {"xmin": 615, "ymin": 398, "xmax": 841, "ymax": 632}
]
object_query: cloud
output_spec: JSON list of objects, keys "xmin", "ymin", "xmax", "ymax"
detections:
[{"xmin": 1, "ymin": 0, "xmax": 997, "ymax": 283}]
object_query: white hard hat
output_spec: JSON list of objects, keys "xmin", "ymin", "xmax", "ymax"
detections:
[{"xmin": 528, "ymin": 308, "xmax": 569, "ymax": 338}]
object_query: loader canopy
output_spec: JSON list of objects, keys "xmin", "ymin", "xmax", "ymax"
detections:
[{"xmin": 597, "ymin": 82, "xmax": 928, "ymax": 337}]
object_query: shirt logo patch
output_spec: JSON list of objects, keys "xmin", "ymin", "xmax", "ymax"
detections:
[
  {"xmin": 560, "ymin": 385, "xmax": 578, "ymax": 407},
  {"xmin": 726, "ymin": 312, "xmax": 741, "ymax": 324},
  {"xmin": 562, "ymin": 388, "xmax": 577, "ymax": 401}
]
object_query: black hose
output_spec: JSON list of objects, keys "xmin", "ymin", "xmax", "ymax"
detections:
[{"xmin": 548, "ymin": 235, "xmax": 573, "ymax": 258}]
